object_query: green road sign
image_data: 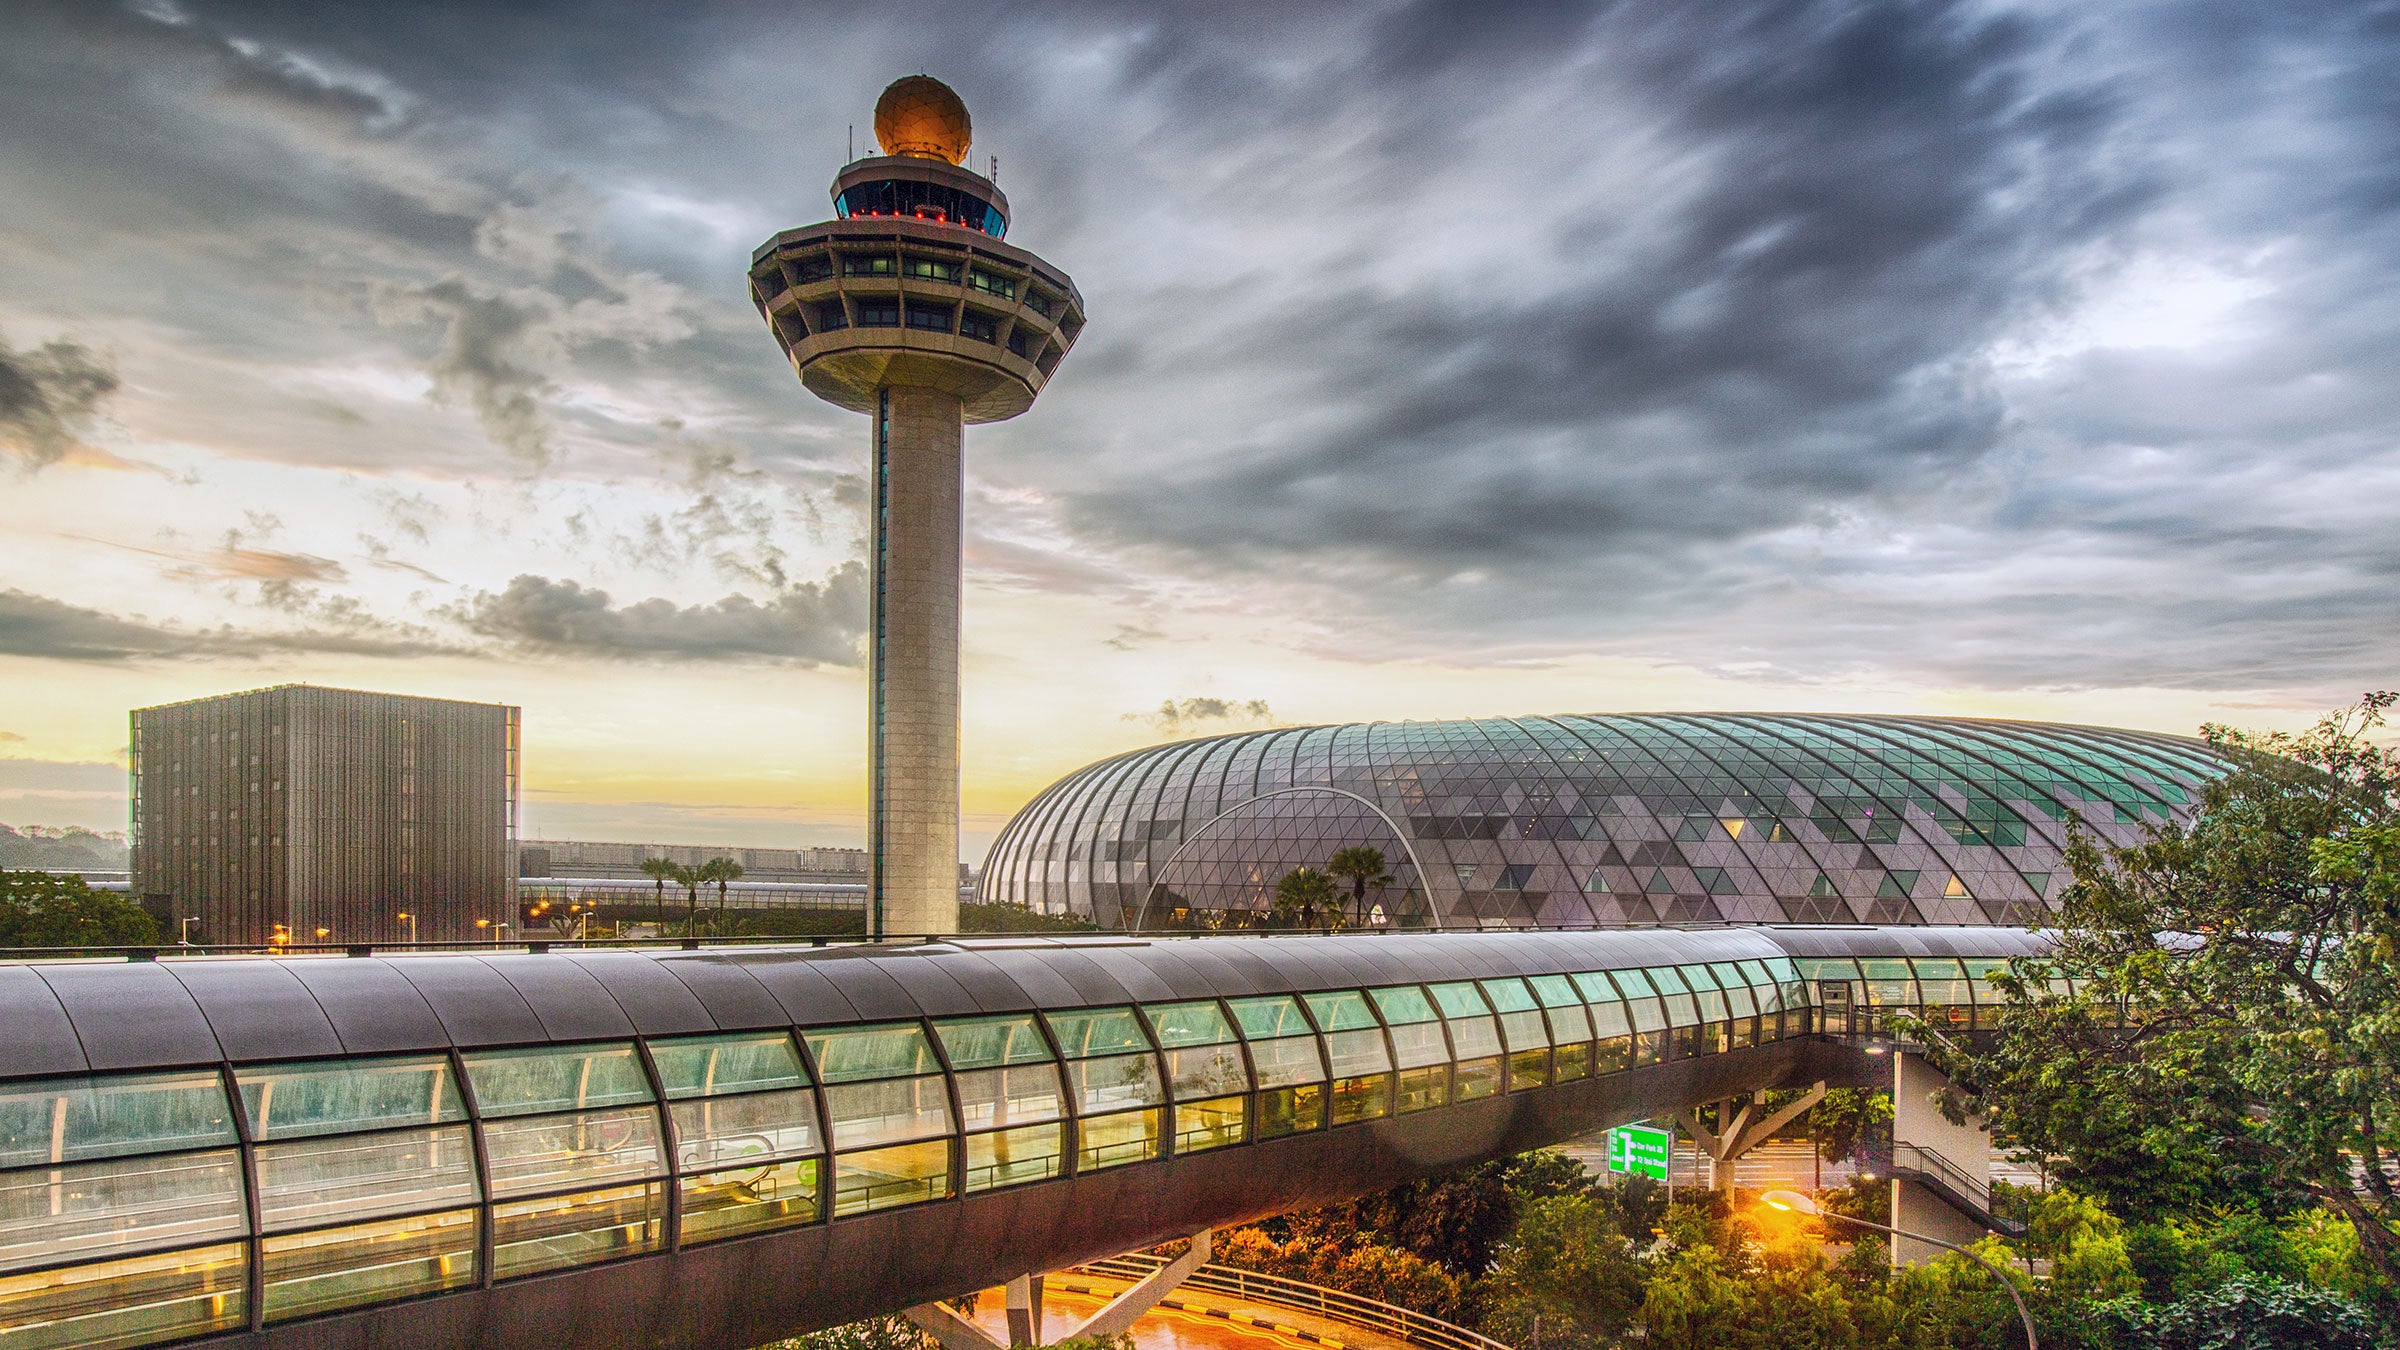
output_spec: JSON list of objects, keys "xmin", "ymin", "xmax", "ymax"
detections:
[{"xmin": 1606, "ymin": 1123, "xmax": 1671, "ymax": 1180}]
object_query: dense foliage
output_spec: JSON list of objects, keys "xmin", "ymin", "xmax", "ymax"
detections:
[
  {"xmin": 956, "ymin": 901, "xmax": 1101, "ymax": 933},
  {"xmin": 1203, "ymin": 1155, "xmax": 2383, "ymax": 1349},
  {"xmin": 0, "ymin": 868, "xmax": 162, "ymax": 947},
  {"xmin": 1928, "ymin": 694, "xmax": 2400, "ymax": 1304}
]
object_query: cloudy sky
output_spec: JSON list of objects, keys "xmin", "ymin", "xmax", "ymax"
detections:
[{"xmin": 3, "ymin": 0, "xmax": 2394, "ymax": 856}]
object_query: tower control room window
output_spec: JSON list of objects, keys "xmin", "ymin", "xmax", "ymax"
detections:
[
  {"xmin": 901, "ymin": 256, "xmax": 959, "ymax": 282},
  {"xmin": 967, "ymin": 268, "xmax": 1015, "ymax": 299},
  {"xmin": 0, "ymin": 1070, "xmax": 249, "ymax": 1350},
  {"xmin": 958, "ymin": 309, "xmax": 1000, "ymax": 343},
  {"xmin": 1427, "ymin": 982, "xmax": 1504, "ymax": 1101},
  {"xmin": 1302, "ymin": 991, "xmax": 1393, "ymax": 1125},
  {"xmin": 856, "ymin": 299, "xmax": 901, "ymax": 328},
  {"xmin": 805, "ymin": 1023, "xmax": 954, "ymax": 1217},
  {"xmin": 842, "ymin": 253, "xmax": 896, "ymax": 277},
  {"xmin": 904, "ymin": 302, "xmax": 954, "ymax": 333},
  {"xmin": 1141, "ymin": 1000, "xmax": 1249, "ymax": 1153},
  {"xmin": 1045, "ymin": 1008, "xmax": 1165, "ymax": 1172},
  {"xmin": 1225, "ymin": 995, "xmax": 1325, "ymax": 1139},
  {"xmin": 934, "ymin": 1015, "xmax": 1063, "ymax": 1192},
  {"xmin": 1527, "ymin": 974, "xmax": 1593, "ymax": 1081},
  {"xmin": 815, "ymin": 302, "xmax": 849, "ymax": 332},
  {"xmin": 650, "ymin": 1032, "xmax": 822, "ymax": 1244},
  {"xmin": 1366, "ymin": 985, "xmax": 1452, "ymax": 1112},
  {"xmin": 237, "ymin": 1055, "xmax": 478, "ymax": 1320},
  {"xmin": 462, "ymin": 1043, "xmax": 665, "ymax": 1280}
]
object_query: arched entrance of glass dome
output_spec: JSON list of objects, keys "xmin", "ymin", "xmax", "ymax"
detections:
[{"xmin": 1134, "ymin": 787, "xmax": 1437, "ymax": 930}]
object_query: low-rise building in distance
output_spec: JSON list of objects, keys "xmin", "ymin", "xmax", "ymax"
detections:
[
  {"xmin": 131, "ymin": 684, "xmax": 519, "ymax": 944},
  {"xmin": 516, "ymin": 840, "xmax": 975, "ymax": 927}
]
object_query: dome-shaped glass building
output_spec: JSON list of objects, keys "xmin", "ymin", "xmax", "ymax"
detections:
[{"xmin": 982, "ymin": 713, "xmax": 2219, "ymax": 930}]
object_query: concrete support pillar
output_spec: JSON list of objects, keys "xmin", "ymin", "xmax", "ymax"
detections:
[
  {"xmin": 1004, "ymin": 1274, "xmax": 1044, "ymax": 1347},
  {"xmin": 1676, "ymin": 1083, "xmax": 1825, "ymax": 1191},
  {"xmin": 870, "ymin": 385, "xmax": 965, "ymax": 937},
  {"xmin": 1889, "ymin": 1049, "xmax": 1995, "ymax": 1268}
]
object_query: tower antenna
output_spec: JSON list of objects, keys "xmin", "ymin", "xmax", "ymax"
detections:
[{"xmin": 848, "ymin": 124, "xmax": 855, "ymax": 161}]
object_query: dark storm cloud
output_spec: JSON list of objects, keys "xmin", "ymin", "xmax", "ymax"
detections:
[
  {"xmin": 380, "ymin": 279, "xmax": 557, "ymax": 464},
  {"xmin": 0, "ymin": 589, "xmax": 444, "ymax": 661},
  {"xmin": 2, "ymin": 0, "xmax": 2395, "ymax": 695},
  {"xmin": 1077, "ymin": 1, "xmax": 2128, "ymax": 566},
  {"xmin": 0, "ymin": 332, "xmax": 118, "ymax": 471},
  {"xmin": 456, "ymin": 568, "xmax": 867, "ymax": 664}
]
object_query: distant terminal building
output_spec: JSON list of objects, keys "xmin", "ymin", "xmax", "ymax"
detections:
[
  {"xmin": 515, "ymin": 841, "xmax": 972, "ymax": 923},
  {"xmin": 982, "ymin": 713, "xmax": 2220, "ymax": 930},
  {"xmin": 519, "ymin": 839, "xmax": 873, "ymax": 882},
  {"xmin": 130, "ymin": 685, "xmax": 519, "ymax": 944}
]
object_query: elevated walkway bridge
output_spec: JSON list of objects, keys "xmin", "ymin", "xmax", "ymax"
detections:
[{"xmin": 0, "ymin": 926, "xmax": 2049, "ymax": 1350}]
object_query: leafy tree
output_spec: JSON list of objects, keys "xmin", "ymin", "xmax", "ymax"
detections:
[
  {"xmin": 0, "ymin": 870, "xmax": 165, "ymax": 947},
  {"xmin": 638, "ymin": 855, "xmax": 678, "ymax": 930},
  {"xmin": 1207, "ymin": 1227, "xmax": 1467, "ymax": 1321},
  {"xmin": 1802, "ymin": 1087, "xmax": 1891, "ymax": 1169},
  {"xmin": 1271, "ymin": 866, "xmax": 1339, "ymax": 929},
  {"xmin": 1325, "ymin": 845, "xmax": 1394, "ymax": 926},
  {"xmin": 1478, "ymin": 1193, "xmax": 1646, "ymax": 1349},
  {"xmin": 1821, "ymin": 1174, "xmax": 1890, "ymax": 1227},
  {"xmin": 782, "ymin": 1315, "xmax": 934, "ymax": 1350},
  {"xmin": 670, "ymin": 860, "xmax": 705, "ymax": 935},
  {"xmin": 956, "ymin": 902, "xmax": 1100, "ymax": 933},
  {"xmin": 1930, "ymin": 695, "xmax": 2400, "ymax": 1300},
  {"xmin": 2095, "ymin": 1277, "xmax": 2380, "ymax": 1350},
  {"xmin": 1636, "ymin": 1230, "xmax": 1754, "ymax": 1349},
  {"xmin": 1314, "ymin": 1150, "xmax": 1590, "ymax": 1277},
  {"xmin": 699, "ymin": 856, "xmax": 744, "ymax": 926}
]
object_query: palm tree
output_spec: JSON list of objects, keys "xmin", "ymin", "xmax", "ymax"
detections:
[
  {"xmin": 671, "ymin": 861, "xmax": 705, "ymax": 936},
  {"xmin": 639, "ymin": 856, "xmax": 678, "ymax": 932},
  {"xmin": 1272, "ymin": 867, "xmax": 1339, "ymax": 930},
  {"xmin": 699, "ymin": 856, "xmax": 744, "ymax": 930},
  {"xmin": 1326, "ymin": 846, "xmax": 1394, "ymax": 927}
]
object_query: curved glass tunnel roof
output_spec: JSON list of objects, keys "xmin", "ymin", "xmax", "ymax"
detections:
[{"xmin": 982, "ymin": 713, "xmax": 2220, "ymax": 929}]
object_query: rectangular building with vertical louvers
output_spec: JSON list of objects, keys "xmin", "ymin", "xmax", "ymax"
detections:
[{"xmin": 130, "ymin": 685, "xmax": 519, "ymax": 945}]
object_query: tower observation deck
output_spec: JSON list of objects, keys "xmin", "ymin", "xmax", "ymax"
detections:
[{"xmin": 750, "ymin": 77, "xmax": 1085, "ymax": 937}]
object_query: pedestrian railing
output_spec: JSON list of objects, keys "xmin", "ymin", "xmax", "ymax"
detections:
[{"xmin": 1068, "ymin": 1254, "xmax": 1512, "ymax": 1350}]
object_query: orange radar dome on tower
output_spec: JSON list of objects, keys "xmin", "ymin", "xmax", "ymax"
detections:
[{"xmin": 874, "ymin": 76, "xmax": 972, "ymax": 164}]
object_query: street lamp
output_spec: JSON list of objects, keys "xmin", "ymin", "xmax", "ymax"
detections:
[
  {"xmin": 179, "ymin": 916, "xmax": 199, "ymax": 947},
  {"xmin": 397, "ymin": 912, "xmax": 416, "ymax": 945},
  {"xmin": 1760, "ymin": 1190, "xmax": 2035, "ymax": 1350}
]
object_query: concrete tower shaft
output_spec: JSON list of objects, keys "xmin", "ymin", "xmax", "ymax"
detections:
[{"xmin": 750, "ymin": 79, "xmax": 1082, "ymax": 935}]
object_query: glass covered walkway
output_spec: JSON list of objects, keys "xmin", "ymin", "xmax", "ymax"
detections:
[{"xmin": 0, "ymin": 927, "xmax": 2045, "ymax": 1350}]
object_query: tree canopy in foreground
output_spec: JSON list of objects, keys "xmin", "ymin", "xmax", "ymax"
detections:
[{"xmin": 1929, "ymin": 694, "xmax": 2400, "ymax": 1305}]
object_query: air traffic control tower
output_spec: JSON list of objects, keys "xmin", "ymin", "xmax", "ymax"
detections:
[{"xmin": 750, "ymin": 77, "xmax": 1084, "ymax": 936}]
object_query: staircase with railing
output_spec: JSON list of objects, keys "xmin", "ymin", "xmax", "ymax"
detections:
[{"xmin": 1889, "ymin": 1142, "xmax": 2026, "ymax": 1238}]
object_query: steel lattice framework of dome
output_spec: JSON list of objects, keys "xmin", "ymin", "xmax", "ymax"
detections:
[{"xmin": 983, "ymin": 713, "xmax": 2222, "ymax": 930}]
